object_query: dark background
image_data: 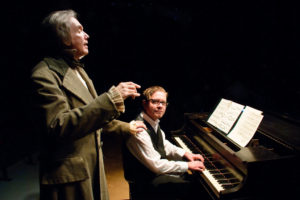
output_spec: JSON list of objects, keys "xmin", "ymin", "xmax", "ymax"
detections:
[{"xmin": 1, "ymin": 0, "xmax": 299, "ymax": 165}]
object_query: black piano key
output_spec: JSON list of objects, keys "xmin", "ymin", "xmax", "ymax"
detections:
[
  {"xmin": 175, "ymin": 135, "xmax": 243, "ymax": 192},
  {"xmin": 212, "ymin": 174, "xmax": 225, "ymax": 179},
  {"xmin": 180, "ymin": 136, "xmax": 210, "ymax": 154},
  {"xmin": 208, "ymin": 170, "xmax": 220, "ymax": 174},
  {"xmin": 205, "ymin": 156, "xmax": 215, "ymax": 162},
  {"xmin": 220, "ymin": 169, "xmax": 230, "ymax": 173},
  {"xmin": 217, "ymin": 178, "xmax": 240, "ymax": 184},
  {"xmin": 222, "ymin": 183, "xmax": 239, "ymax": 189},
  {"xmin": 213, "ymin": 173, "xmax": 235, "ymax": 179},
  {"xmin": 204, "ymin": 163, "xmax": 214, "ymax": 170},
  {"xmin": 204, "ymin": 164, "xmax": 214, "ymax": 169},
  {"xmin": 208, "ymin": 162, "xmax": 222, "ymax": 169},
  {"xmin": 218, "ymin": 179, "xmax": 231, "ymax": 184},
  {"xmin": 228, "ymin": 178, "xmax": 240, "ymax": 184},
  {"xmin": 223, "ymin": 173, "xmax": 235, "ymax": 178}
]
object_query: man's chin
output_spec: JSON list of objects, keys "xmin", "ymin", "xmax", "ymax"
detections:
[
  {"xmin": 79, "ymin": 52, "xmax": 89, "ymax": 60},
  {"xmin": 155, "ymin": 114, "xmax": 164, "ymax": 119}
]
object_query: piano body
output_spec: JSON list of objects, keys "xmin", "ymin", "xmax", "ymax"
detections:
[{"xmin": 170, "ymin": 112, "xmax": 300, "ymax": 200}]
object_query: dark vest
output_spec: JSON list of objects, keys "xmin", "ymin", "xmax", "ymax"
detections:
[{"xmin": 123, "ymin": 115, "xmax": 166, "ymax": 182}]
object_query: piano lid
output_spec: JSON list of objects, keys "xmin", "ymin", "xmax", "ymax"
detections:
[{"xmin": 258, "ymin": 112, "xmax": 300, "ymax": 153}]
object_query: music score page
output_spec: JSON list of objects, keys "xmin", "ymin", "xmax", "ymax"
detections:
[
  {"xmin": 227, "ymin": 106, "xmax": 264, "ymax": 147},
  {"xmin": 207, "ymin": 99, "xmax": 245, "ymax": 133}
]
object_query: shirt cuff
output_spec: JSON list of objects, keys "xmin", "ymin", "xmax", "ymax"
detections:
[
  {"xmin": 182, "ymin": 162, "xmax": 189, "ymax": 171},
  {"xmin": 107, "ymin": 86, "xmax": 125, "ymax": 113}
]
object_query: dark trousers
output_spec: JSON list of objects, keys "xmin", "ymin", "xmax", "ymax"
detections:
[{"xmin": 130, "ymin": 173, "xmax": 208, "ymax": 200}]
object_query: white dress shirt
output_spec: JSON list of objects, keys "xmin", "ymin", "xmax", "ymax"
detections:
[
  {"xmin": 126, "ymin": 112, "xmax": 188, "ymax": 175},
  {"xmin": 73, "ymin": 68, "xmax": 88, "ymax": 88}
]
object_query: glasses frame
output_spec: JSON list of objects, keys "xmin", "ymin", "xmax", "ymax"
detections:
[{"xmin": 148, "ymin": 99, "xmax": 169, "ymax": 107}]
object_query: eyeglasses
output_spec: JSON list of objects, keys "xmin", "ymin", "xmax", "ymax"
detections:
[{"xmin": 148, "ymin": 99, "xmax": 169, "ymax": 106}]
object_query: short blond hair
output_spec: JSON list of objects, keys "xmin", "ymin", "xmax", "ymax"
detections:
[{"xmin": 142, "ymin": 86, "xmax": 168, "ymax": 101}]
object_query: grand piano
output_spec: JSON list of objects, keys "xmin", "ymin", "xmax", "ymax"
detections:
[{"xmin": 169, "ymin": 110, "xmax": 300, "ymax": 200}]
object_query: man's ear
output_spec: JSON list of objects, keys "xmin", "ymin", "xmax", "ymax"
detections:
[
  {"xmin": 142, "ymin": 99, "xmax": 147, "ymax": 108},
  {"xmin": 63, "ymin": 38, "xmax": 71, "ymax": 46}
]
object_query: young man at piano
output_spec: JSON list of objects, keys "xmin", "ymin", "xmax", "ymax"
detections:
[{"xmin": 123, "ymin": 86, "xmax": 207, "ymax": 200}]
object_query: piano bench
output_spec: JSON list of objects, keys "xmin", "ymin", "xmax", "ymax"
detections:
[
  {"xmin": 129, "ymin": 181, "xmax": 185, "ymax": 200},
  {"xmin": 128, "ymin": 181, "xmax": 158, "ymax": 200}
]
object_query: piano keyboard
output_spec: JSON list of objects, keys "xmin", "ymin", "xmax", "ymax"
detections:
[{"xmin": 174, "ymin": 135, "xmax": 240, "ymax": 194}]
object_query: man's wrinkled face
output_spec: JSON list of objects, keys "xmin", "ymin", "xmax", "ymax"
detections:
[
  {"xmin": 143, "ymin": 91, "xmax": 168, "ymax": 121},
  {"xmin": 69, "ymin": 17, "xmax": 89, "ymax": 60}
]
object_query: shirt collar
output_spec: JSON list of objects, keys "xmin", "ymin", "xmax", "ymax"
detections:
[
  {"xmin": 62, "ymin": 49, "xmax": 85, "ymax": 69},
  {"xmin": 141, "ymin": 111, "xmax": 160, "ymax": 133}
]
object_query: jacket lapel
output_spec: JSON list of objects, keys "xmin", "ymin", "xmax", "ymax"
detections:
[
  {"xmin": 44, "ymin": 57, "xmax": 96, "ymax": 104},
  {"xmin": 63, "ymin": 69, "xmax": 95, "ymax": 104}
]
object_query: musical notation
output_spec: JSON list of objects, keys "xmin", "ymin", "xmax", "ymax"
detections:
[
  {"xmin": 228, "ymin": 106, "xmax": 264, "ymax": 147},
  {"xmin": 207, "ymin": 99, "xmax": 264, "ymax": 147},
  {"xmin": 207, "ymin": 99, "xmax": 244, "ymax": 134}
]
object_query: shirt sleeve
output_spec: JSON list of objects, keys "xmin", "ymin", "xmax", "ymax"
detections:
[
  {"xmin": 126, "ymin": 130, "xmax": 188, "ymax": 175},
  {"xmin": 161, "ymin": 130, "xmax": 186, "ymax": 159}
]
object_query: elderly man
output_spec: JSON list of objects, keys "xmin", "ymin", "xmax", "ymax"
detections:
[{"xmin": 31, "ymin": 9, "xmax": 145, "ymax": 200}]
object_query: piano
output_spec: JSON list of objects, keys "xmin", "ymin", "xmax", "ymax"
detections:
[{"xmin": 169, "ymin": 112, "xmax": 300, "ymax": 200}]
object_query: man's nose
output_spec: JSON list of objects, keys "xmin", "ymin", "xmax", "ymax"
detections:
[{"xmin": 84, "ymin": 32, "xmax": 89, "ymax": 39}]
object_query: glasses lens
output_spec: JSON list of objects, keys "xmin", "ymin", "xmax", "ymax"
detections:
[{"xmin": 149, "ymin": 99, "xmax": 168, "ymax": 106}]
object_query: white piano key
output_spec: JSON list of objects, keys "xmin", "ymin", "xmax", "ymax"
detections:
[
  {"xmin": 174, "ymin": 136, "xmax": 225, "ymax": 192},
  {"xmin": 174, "ymin": 137, "xmax": 192, "ymax": 153}
]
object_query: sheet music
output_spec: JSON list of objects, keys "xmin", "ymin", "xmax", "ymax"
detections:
[
  {"xmin": 207, "ymin": 99, "xmax": 245, "ymax": 133},
  {"xmin": 227, "ymin": 106, "xmax": 264, "ymax": 147}
]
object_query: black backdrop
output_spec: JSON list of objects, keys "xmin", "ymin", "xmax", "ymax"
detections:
[{"xmin": 1, "ymin": 0, "xmax": 299, "ymax": 160}]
